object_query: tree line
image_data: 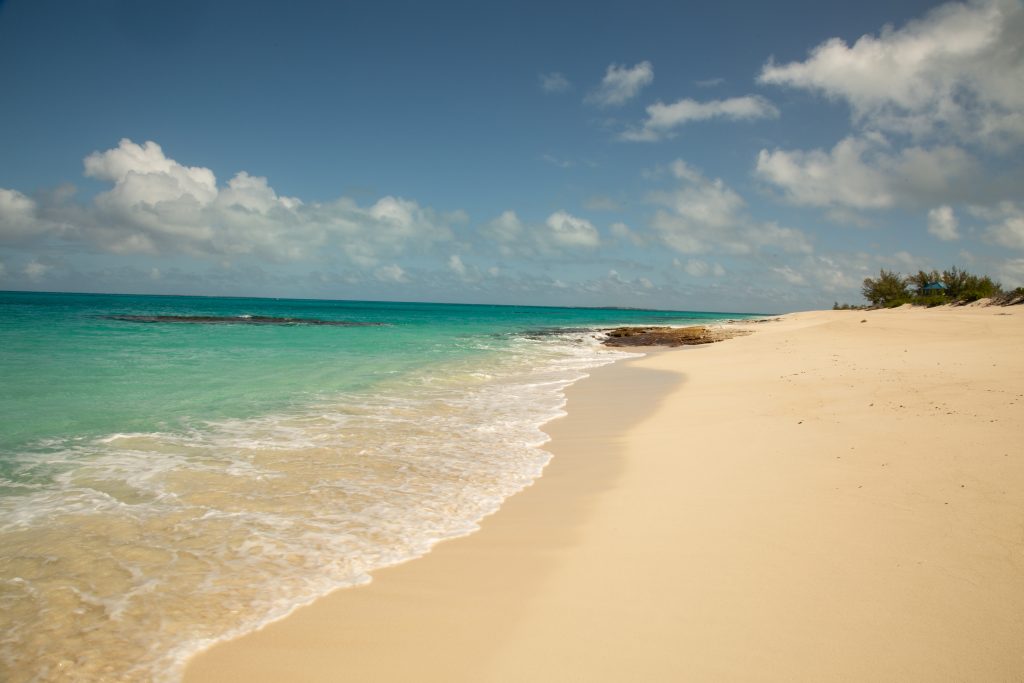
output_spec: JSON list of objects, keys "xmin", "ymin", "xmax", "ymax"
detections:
[{"xmin": 835, "ymin": 267, "xmax": 1024, "ymax": 309}]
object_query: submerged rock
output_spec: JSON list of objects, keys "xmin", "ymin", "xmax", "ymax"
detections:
[{"xmin": 107, "ymin": 315, "xmax": 386, "ymax": 327}]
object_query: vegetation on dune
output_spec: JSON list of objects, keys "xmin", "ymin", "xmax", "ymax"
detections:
[
  {"xmin": 834, "ymin": 266, "xmax": 1022, "ymax": 309},
  {"xmin": 861, "ymin": 269, "xmax": 910, "ymax": 307}
]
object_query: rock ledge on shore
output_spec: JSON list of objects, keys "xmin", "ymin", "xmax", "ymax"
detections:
[{"xmin": 602, "ymin": 325, "xmax": 749, "ymax": 347}]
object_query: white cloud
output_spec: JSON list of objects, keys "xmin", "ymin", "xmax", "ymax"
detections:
[
  {"xmin": 751, "ymin": 222, "xmax": 815, "ymax": 254},
  {"xmin": 695, "ymin": 77, "xmax": 725, "ymax": 88},
  {"xmin": 544, "ymin": 211, "xmax": 600, "ymax": 248},
  {"xmin": 447, "ymin": 254, "xmax": 482, "ymax": 282},
  {"xmin": 0, "ymin": 189, "xmax": 50, "ymax": 243},
  {"xmin": 582, "ymin": 268, "xmax": 656, "ymax": 298},
  {"xmin": 23, "ymin": 260, "xmax": 51, "ymax": 280},
  {"xmin": 679, "ymin": 258, "xmax": 726, "ymax": 277},
  {"xmin": 373, "ymin": 264, "xmax": 407, "ymax": 283},
  {"xmin": 975, "ymin": 201, "xmax": 1024, "ymax": 249},
  {"xmin": 650, "ymin": 160, "xmax": 813, "ymax": 256},
  {"xmin": 927, "ymin": 205, "xmax": 960, "ymax": 240},
  {"xmin": 85, "ymin": 139, "xmax": 219, "ymax": 219},
  {"xmin": 804, "ymin": 254, "xmax": 866, "ymax": 293},
  {"xmin": 218, "ymin": 171, "xmax": 301, "ymax": 213},
  {"xmin": 622, "ymin": 95, "xmax": 779, "ymax": 141},
  {"xmin": 649, "ymin": 161, "xmax": 744, "ymax": 254},
  {"xmin": 755, "ymin": 135, "xmax": 977, "ymax": 209},
  {"xmin": 481, "ymin": 210, "xmax": 524, "ymax": 251},
  {"xmin": 997, "ymin": 257, "xmax": 1024, "ymax": 286},
  {"xmin": 610, "ymin": 221, "xmax": 645, "ymax": 246},
  {"xmin": 479, "ymin": 209, "xmax": 600, "ymax": 254},
  {"xmin": 448, "ymin": 254, "xmax": 466, "ymax": 276},
  {"xmin": 772, "ymin": 265, "xmax": 806, "ymax": 285},
  {"xmin": 758, "ymin": 0, "xmax": 1024, "ymax": 148},
  {"xmin": 651, "ymin": 161, "xmax": 745, "ymax": 250},
  {"xmin": 539, "ymin": 72, "xmax": 571, "ymax": 93},
  {"xmin": 585, "ymin": 61, "xmax": 653, "ymax": 107},
  {"xmin": 0, "ymin": 139, "xmax": 457, "ymax": 267}
]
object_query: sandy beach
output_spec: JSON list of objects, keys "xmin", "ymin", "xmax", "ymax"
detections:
[{"xmin": 185, "ymin": 306, "xmax": 1024, "ymax": 682}]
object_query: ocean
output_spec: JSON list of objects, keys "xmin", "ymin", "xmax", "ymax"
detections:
[{"xmin": 0, "ymin": 291, "xmax": 756, "ymax": 682}]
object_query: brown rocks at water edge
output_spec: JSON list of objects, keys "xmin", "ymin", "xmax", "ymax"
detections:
[{"xmin": 601, "ymin": 325, "xmax": 750, "ymax": 347}]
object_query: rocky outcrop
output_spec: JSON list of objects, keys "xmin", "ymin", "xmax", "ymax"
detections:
[{"xmin": 602, "ymin": 325, "xmax": 749, "ymax": 347}]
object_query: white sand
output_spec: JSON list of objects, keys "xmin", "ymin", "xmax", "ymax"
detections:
[{"xmin": 186, "ymin": 307, "xmax": 1024, "ymax": 681}]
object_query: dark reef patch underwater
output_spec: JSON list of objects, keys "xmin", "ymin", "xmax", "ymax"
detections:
[{"xmin": 107, "ymin": 315, "xmax": 388, "ymax": 326}]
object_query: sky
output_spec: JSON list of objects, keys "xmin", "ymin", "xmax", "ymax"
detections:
[{"xmin": 1, "ymin": 0, "xmax": 1022, "ymax": 312}]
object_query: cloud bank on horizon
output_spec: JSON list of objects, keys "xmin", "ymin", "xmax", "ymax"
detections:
[{"xmin": 1, "ymin": 0, "xmax": 1023, "ymax": 310}]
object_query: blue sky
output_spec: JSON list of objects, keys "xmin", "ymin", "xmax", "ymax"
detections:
[{"xmin": 1, "ymin": 0, "xmax": 1022, "ymax": 312}]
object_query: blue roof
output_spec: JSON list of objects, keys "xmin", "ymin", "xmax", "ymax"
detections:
[{"xmin": 923, "ymin": 282, "xmax": 948, "ymax": 291}]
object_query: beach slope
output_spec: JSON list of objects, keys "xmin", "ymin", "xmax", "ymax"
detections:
[{"xmin": 186, "ymin": 307, "xmax": 1024, "ymax": 681}]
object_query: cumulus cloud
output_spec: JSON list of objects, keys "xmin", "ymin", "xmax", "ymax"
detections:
[
  {"xmin": 373, "ymin": 264, "xmax": 408, "ymax": 283},
  {"xmin": 480, "ymin": 210, "xmax": 525, "ymax": 255},
  {"xmin": 445, "ymin": 253, "xmax": 485, "ymax": 283},
  {"xmin": 585, "ymin": 61, "xmax": 653, "ymax": 107},
  {"xmin": 85, "ymin": 139, "xmax": 218, "ymax": 206},
  {"xmin": 539, "ymin": 72, "xmax": 571, "ymax": 93},
  {"xmin": 448, "ymin": 254, "xmax": 467, "ymax": 276},
  {"xmin": 758, "ymin": 0, "xmax": 1024, "ymax": 148},
  {"xmin": 974, "ymin": 201, "xmax": 1024, "ymax": 249},
  {"xmin": 927, "ymin": 205, "xmax": 960, "ymax": 240},
  {"xmin": 544, "ymin": 211, "xmax": 600, "ymax": 248},
  {"xmin": 0, "ymin": 189, "xmax": 51, "ymax": 243},
  {"xmin": 0, "ymin": 138, "xmax": 458, "ymax": 268},
  {"xmin": 622, "ymin": 95, "xmax": 779, "ymax": 141},
  {"xmin": 755, "ymin": 135, "xmax": 977, "ymax": 209},
  {"xmin": 649, "ymin": 160, "xmax": 813, "ymax": 256},
  {"xmin": 755, "ymin": 0, "xmax": 1024, "ymax": 224},
  {"xmin": 481, "ymin": 209, "xmax": 600, "ymax": 253}
]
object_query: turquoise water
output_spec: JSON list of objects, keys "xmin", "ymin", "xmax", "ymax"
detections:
[{"xmin": 0, "ymin": 291, "xmax": 755, "ymax": 682}]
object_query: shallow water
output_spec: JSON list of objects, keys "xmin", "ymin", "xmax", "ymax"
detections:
[{"xmin": 0, "ymin": 292, "xmax": 753, "ymax": 681}]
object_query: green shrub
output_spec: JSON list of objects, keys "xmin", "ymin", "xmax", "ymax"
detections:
[
  {"xmin": 941, "ymin": 266, "xmax": 970, "ymax": 298},
  {"xmin": 856, "ymin": 265, "xmax": 1012, "ymax": 307},
  {"xmin": 913, "ymin": 294, "xmax": 948, "ymax": 307},
  {"xmin": 862, "ymin": 269, "xmax": 909, "ymax": 306},
  {"xmin": 907, "ymin": 269, "xmax": 943, "ymax": 296},
  {"xmin": 959, "ymin": 275, "xmax": 1001, "ymax": 302}
]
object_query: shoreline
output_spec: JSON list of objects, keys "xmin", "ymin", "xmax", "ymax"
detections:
[
  {"xmin": 184, "ymin": 350, "xmax": 682, "ymax": 681},
  {"xmin": 185, "ymin": 307, "xmax": 1024, "ymax": 681}
]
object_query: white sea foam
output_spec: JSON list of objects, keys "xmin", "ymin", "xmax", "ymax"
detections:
[{"xmin": 0, "ymin": 331, "xmax": 635, "ymax": 682}]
